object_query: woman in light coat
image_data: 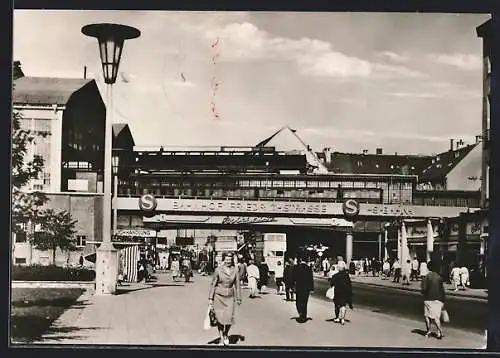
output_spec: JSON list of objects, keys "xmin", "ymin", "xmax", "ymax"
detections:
[
  {"xmin": 208, "ymin": 252, "xmax": 242, "ymax": 346},
  {"xmin": 450, "ymin": 265, "xmax": 461, "ymax": 291},
  {"xmin": 171, "ymin": 256, "xmax": 180, "ymax": 282}
]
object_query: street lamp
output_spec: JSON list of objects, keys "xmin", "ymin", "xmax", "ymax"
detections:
[{"xmin": 82, "ymin": 23, "xmax": 140, "ymax": 295}]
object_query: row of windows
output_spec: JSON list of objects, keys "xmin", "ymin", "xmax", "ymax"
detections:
[
  {"xmin": 117, "ymin": 186, "xmax": 416, "ymax": 204},
  {"xmin": 124, "ymin": 179, "xmax": 414, "ymax": 191}
]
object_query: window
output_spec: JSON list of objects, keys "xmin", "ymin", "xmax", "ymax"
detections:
[
  {"xmin": 15, "ymin": 258, "xmax": 27, "ymax": 264},
  {"xmin": 15, "ymin": 231, "xmax": 27, "ymax": 243},
  {"xmin": 76, "ymin": 235, "xmax": 86, "ymax": 247}
]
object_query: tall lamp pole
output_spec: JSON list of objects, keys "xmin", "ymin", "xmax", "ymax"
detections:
[{"xmin": 82, "ymin": 23, "xmax": 140, "ymax": 295}]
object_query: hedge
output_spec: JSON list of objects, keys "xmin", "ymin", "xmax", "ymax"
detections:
[{"xmin": 12, "ymin": 265, "xmax": 96, "ymax": 282}]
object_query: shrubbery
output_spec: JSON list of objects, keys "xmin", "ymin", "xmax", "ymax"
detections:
[{"xmin": 12, "ymin": 265, "xmax": 96, "ymax": 282}]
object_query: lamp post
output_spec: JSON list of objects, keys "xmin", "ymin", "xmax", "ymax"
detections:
[
  {"xmin": 82, "ymin": 23, "xmax": 140, "ymax": 295},
  {"xmin": 112, "ymin": 149, "xmax": 125, "ymax": 235}
]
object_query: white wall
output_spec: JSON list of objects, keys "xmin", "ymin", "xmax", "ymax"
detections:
[{"xmin": 447, "ymin": 145, "xmax": 482, "ymax": 191}]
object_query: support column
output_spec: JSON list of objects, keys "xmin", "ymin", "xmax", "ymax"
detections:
[
  {"xmin": 346, "ymin": 231, "xmax": 353, "ymax": 265},
  {"xmin": 397, "ymin": 225, "xmax": 402, "ymax": 261},
  {"xmin": 378, "ymin": 232, "xmax": 382, "ymax": 262}
]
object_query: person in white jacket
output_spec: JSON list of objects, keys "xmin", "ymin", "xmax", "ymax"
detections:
[
  {"xmin": 274, "ymin": 260, "xmax": 285, "ymax": 294},
  {"xmin": 246, "ymin": 259, "xmax": 260, "ymax": 298}
]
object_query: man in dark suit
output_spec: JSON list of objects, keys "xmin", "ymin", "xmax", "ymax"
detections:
[
  {"xmin": 292, "ymin": 254, "xmax": 314, "ymax": 323},
  {"xmin": 283, "ymin": 258, "xmax": 295, "ymax": 301}
]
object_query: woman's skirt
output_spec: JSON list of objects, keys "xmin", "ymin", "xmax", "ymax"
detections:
[
  {"xmin": 424, "ymin": 300, "xmax": 443, "ymax": 320},
  {"xmin": 213, "ymin": 293, "xmax": 236, "ymax": 325}
]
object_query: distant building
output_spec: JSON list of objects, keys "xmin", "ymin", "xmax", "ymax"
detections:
[
  {"xmin": 476, "ymin": 18, "xmax": 491, "ymax": 209},
  {"xmin": 318, "ymin": 139, "xmax": 482, "ymax": 208}
]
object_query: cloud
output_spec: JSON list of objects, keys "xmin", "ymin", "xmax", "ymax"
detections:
[
  {"xmin": 384, "ymin": 92, "xmax": 442, "ymax": 99},
  {"xmin": 427, "ymin": 53, "xmax": 482, "ymax": 71},
  {"xmin": 204, "ymin": 22, "xmax": 425, "ymax": 80},
  {"xmin": 330, "ymin": 98, "xmax": 368, "ymax": 106},
  {"xmin": 375, "ymin": 51, "xmax": 409, "ymax": 63},
  {"xmin": 302, "ymin": 126, "xmax": 474, "ymax": 144}
]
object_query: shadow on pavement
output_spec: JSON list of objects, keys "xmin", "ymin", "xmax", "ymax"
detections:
[
  {"xmin": 115, "ymin": 286, "xmax": 151, "ymax": 295},
  {"xmin": 411, "ymin": 328, "xmax": 429, "ymax": 337},
  {"xmin": 325, "ymin": 318, "xmax": 351, "ymax": 323},
  {"xmin": 207, "ymin": 334, "xmax": 245, "ymax": 345},
  {"xmin": 290, "ymin": 317, "xmax": 313, "ymax": 323},
  {"xmin": 151, "ymin": 283, "xmax": 185, "ymax": 287},
  {"xmin": 38, "ymin": 325, "xmax": 105, "ymax": 342}
]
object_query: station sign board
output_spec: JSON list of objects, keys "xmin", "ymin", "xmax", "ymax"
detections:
[{"xmin": 115, "ymin": 197, "xmax": 472, "ymax": 219}]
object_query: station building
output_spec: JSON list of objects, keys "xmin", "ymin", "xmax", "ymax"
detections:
[{"xmin": 11, "ymin": 41, "xmax": 489, "ymax": 274}]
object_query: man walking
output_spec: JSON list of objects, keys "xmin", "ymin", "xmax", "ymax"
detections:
[
  {"xmin": 292, "ymin": 254, "xmax": 314, "ymax": 323},
  {"xmin": 322, "ymin": 257, "xmax": 330, "ymax": 277},
  {"xmin": 283, "ymin": 258, "xmax": 295, "ymax": 301}
]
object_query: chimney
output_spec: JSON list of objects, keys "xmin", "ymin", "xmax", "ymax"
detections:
[
  {"xmin": 475, "ymin": 135, "xmax": 481, "ymax": 144},
  {"xmin": 450, "ymin": 139, "xmax": 454, "ymax": 151},
  {"xmin": 362, "ymin": 149, "xmax": 368, "ymax": 155},
  {"xmin": 376, "ymin": 148, "xmax": 383, "ymax": 155},
  {"xmin": 13, "ymin": 61, "xmax": 24, "ymax": 80},
  {"xmin": 84, "ymin": 66, "xmax": 87, "ymax": 79},
  {"xmin": 323, "ymin": 147, "xmax": 332, "ymax": 164}
]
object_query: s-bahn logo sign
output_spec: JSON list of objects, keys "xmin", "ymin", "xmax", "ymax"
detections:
[
  {"xmin": 139, "ymin": 194, "xmax": 157, "ymax": 212},
  {"xmin": 342, "ymin": 199, "xmax": 360, "ymax": 218}
]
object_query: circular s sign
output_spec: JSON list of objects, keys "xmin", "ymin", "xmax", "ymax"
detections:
[
  {"xmin": 139, "ymin": 194, "xmax": 157, "ymax": 213},
  {"xmin": 342, "ymin": 199, "xmax": 360, "ymax": 218}
]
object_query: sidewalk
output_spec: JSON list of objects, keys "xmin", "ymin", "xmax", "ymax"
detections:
[
  {"xmin": 313, "ymin": 273, "xmax": 488, "ymax": 300},
  {"xmin": 33, "ymin": 272, "xmax": 484, "ymax": 348}
]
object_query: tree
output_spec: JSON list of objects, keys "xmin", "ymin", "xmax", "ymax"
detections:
[
  {"xmin": 11, "ymin": 110, "xmax": 48, "ymax": 235},
  {"xmin": 32, "ymin": 209, "xmax": 77, "ymax": 265}
]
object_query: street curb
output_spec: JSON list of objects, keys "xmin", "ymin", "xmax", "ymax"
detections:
[{"xmin": 313, "ymin": 275, "xmax": 487, "ymax": 300}]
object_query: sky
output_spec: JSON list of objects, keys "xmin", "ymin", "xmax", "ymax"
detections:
[{"xmin": 13, "ymin": 11, "xmax": 491, "ymax": 155}]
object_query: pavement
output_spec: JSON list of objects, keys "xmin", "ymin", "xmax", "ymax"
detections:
[
  {"xmin": 31, "ymin": 272, "xmax": 485, "ymax": 348},
  {"xmin": 313, "ymin": 273, "xmax": 488, "ymax": 300}
]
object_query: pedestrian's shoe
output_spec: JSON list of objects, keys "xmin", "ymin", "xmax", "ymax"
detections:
[
  {"xmin": 223, "ymin": 337, "xmax": 230, "ymax": 345},
  {"xmin": 333, "ymin": 318, "xmax": 340, "ymax": 323},
  {"xmin": 340, "ymin": 319, "xmax": 345, "ymax": 325},
  {"xmin": 425, "ymin": 331, "xmax": 432, "ymax": 338}
]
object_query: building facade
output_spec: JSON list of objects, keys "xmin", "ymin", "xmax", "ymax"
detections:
[{"xmin": 12, "ymin": 68, "xmax": 134, "ymax": 266}]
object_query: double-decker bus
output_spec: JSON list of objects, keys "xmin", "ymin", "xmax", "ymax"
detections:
[{"xmin": 254, "ymin": 233, "xmax": 287, "ymax": 273}]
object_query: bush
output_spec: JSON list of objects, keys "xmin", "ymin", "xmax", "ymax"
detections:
[{"xmin": 12, "ymin": 265, "xmax": 96, "ymax": 282}]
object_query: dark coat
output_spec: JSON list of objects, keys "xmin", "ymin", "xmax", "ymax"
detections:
[
  {"xmin": 259, "ymin": 263, "xmax": 270, "ymax": 286},
  {"xmin": 330, "ymin": 271, "xmax": 353, "ymax": 306},
  {"xmin": 421, "ymin": 271, "xmax": 446, "ymax": 302},
  {"xmin": 283, "ymin": 263, "xmax": 295, "ymax": 286},
  {"xmin": 292, "ymin": 263, "xmax": 314, "ymax": 294}
]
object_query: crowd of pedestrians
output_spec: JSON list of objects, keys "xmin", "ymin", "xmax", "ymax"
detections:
[{"xmin": 200, "ymin": 250, "xmax": 456, "ymax": 345}]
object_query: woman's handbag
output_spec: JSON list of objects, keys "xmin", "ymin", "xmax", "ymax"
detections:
[
  {"xmin": 325, "ymin": 286, "xmax": 335, "ymax": 300},
  {"xmin": 441, "ymin": 308, "xmax": 450, "ymax": 323},
  {"xmin": 203, "ymin": 306, "xmax": 211, "ymax": 330},
  {"xmin": 204, "ymin": 305, "xmax": 218, "ymax": 329}
]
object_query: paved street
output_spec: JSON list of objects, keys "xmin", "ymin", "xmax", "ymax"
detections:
[
  {"xmin": 311, "ymin": 274, "xmax": 488, "ymax": 334},
  {"xmin": 33, "ymin": 273, "xmax": 485, "ymax": 348}
]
